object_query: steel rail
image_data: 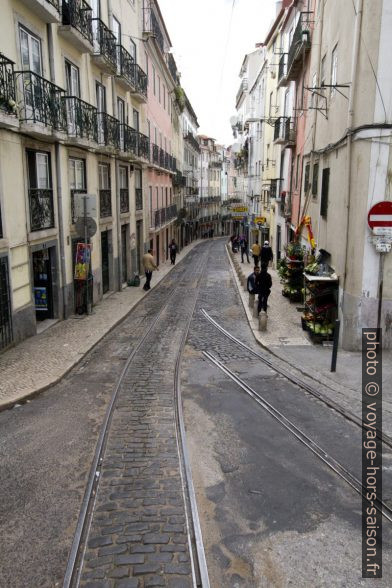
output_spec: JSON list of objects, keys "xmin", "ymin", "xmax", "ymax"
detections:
[
  {"xmin": 203, "ymin": 350, "xmax": 392, "ymax": 524},
  {"xmin": 63, "ymin": 246, "xmax": 210, "ymax": 588},
  {"xmin": 200, "ymin": 308, "xmax": 392, "ymax": 450}
]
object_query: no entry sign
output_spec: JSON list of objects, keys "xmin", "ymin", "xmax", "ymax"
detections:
[{"xmin": 368, "ymin": 201, "xmax": 392, "ymax": 229}]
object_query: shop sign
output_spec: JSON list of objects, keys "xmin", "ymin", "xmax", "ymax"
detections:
[
  {"xmin": 74, "ymin": 243, "xmax": 91, "ymax": 280},
  {"xmin": 34, "ymin": 287, "xmax": 48, "ymax": 311},
  {"xmin": 254, "ymin": 216, "xmax": 267, "ymax": 225},
  {"xmin": 231, "ymin": 206, "xmax": 248, "ymax": 218}
]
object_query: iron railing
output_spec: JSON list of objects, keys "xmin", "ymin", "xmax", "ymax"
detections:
[
  {"xmin": 15, "ymin": 71, "xmax": 66, "ymax": 130},
  {"xmin": 120, "ymin": 188, "xmax": 129, "ymax": 213},
  {"xmin": 92, "ymin": 18, "xmax": 117, "ymax": 70},
  {"xmin": 209, "ymin": 160, "xmax": 222, "ymax": 169},
  {"xmin": 199, "ymin": 196, "xmax": 221, "ymax": 204},
  {"xmin": 99, "ymin": 189, "xmax": 112, "ymax": 217},
  {"xmin": 159, "ymin": 148, "xmax": 165, "ymax": 168},
  {"xmin": 29, "ymin": 189, "xmax": 55, "ymax": 231},
  {"xmin": 135, "ymin": 188, "xmax": 143, "ymax": 211},
  {"xmin": 274, "ymin": 116, "xmax": 295, "ymax": 144},
  {"xmin": 278, "ymin": 53, "xmax": 287, "ymax": 82},
  {"xmin": 150, "ymin": 9, "xmax": 164, "ymax": 53},
  {"xmin": 0, "ymin": 54, "xmax": 16, "ymax": 114},
  {"xmin": 154, "ymin": 204, "xmax": 177, "ymax": 229},
  {"xmin": 63, "ymin": 96, "xmax": 97, "ymax": 141},
  {"xmin": 184, "ymin": 131, "xmax": 200, "ymax": 153},
  {"xmin": 47, "ymin": 0, "xmax": 60, "ymax": 9},
  {"xmin": 97, "ymin": 112, "xmax": 120, "ymax": 149},
  {"xmin": 152, "ymin": 143, "xmax": 159, "ymax": 165},
  {"xmin": 117, "ymin": 44, "xmax": 135, "ymax": 86},
  {"xmin": 167, "ymin": 53, "xmax": 177, "ymax": 82},
  {"xmin": 139, "ymin": 132, "xmax": 150, "ymax": 160},
  {"xmin": 287, "ymin": 13, "xmax": 311, "ymax": 76},
  {"xmin": 62, "ymin": 0, "xmax": 93, "ymax": 44},
  {"xmin": 132, "ymin": 64, "xmax": 148, "ymax": 98}
]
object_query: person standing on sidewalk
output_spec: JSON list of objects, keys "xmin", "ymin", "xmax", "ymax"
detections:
[
  {"xmin": 169, "ymin": 239, "xmax": 178, "ymax": 265},
  {"xmin": 260, "ymin": 240, "xmax": 273, "ymax": 266},
  {"xmin": 255, "ymin": 263, "xmax": 272, "ymax": 313},
  {"xmin": 142, "ymin": 249, "xmax": 158, "ymax": 291},
  {"xmin": 240, "ymin": 236, "xmax": 249, "ymax": 263},
  {"xmin": 247, "ymin": 265, "xmax": 260, "ymax": 294},
  {"xmin": 251, "ymin": 240, "xmax": 261, "ymax": 266}
]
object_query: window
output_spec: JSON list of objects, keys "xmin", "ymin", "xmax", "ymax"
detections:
[
  {"xmin": 147, "ymin": 119, "xmax": 150, "ymax": 138},
  {"xmin": 320, "ymin": 168, "xmax": 330, "ymax": 217},
  {"xmin": 331, "ymin": 45, "xmax": 338, "ymax": 97},
  {"xmin": 152, "ymin": 65, "xmax": 156, "ymax": 95},
  {"xmin": 165, "ymin": 187, "xmax": 168, "ymax": 208},
  {"xmin": 158, "ymin": 75, "xmax": 161, "ymax": 102},
  {"xmin": 304, "ymin": 162, "xmax": 310, "ymax": 192},
  {"xmin": 154, "ymin": 127, "xmax": 157, "ymax": 144},
  {"xmin": 149, "ymin": 186, "xmax": 153, "ymax": 226},
  {"xmin": 129, "ymin": 39, "xmax": 136, "ymax": 63},
  {"xmin": 163, "ymin": 84, "xmax": 166, "ymax": 109},
  {"xmin": 98, "ymin": 163, "xmax": 110, "ymax": 190},
  {"xmin": 269, "ymin": 91, "xmax": 273, "ymax": 116},
  {"xmin": 69, "ymin": 158, "xmax": 86, "ymax": 191},
  {"xmin": 133, "ymin": 109, "xmax": 139, "ymax": 132},
  {"xmin": 118, "ymin": 97, "xmax": 125, "ymax": 148},
  {"xmin": 312, "ymin": 162, "xmax": 319, "ymax": 197},
  {"xmin": 320, "ymin": 55, "xmax": 326, "ymax": 87},
  {"xmin": 65, "ymin": 60, "xmax": 80, "ymax": 97},
  {"xmin": 310, "ymin": 72, "xmax": 317, "ymax": 109},
  {"xmin": 96, "ymin": 82, "xmax": 106, "ymax": 111},
  {"xmin": 19, "ymin": 26, "xmax": 42, "ymax": 74},
  {"xmin": 27, "ymin": 150, "xmax": 51, "ymax": 189},
  {"xmin": 119, "ymin": 166, "xmax": 128, "ymax": 189},
  {"xmin": 145, "ymin": 51, "xmax": 149, "ymax": 78}
]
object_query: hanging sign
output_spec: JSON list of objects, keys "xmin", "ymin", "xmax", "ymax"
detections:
[
  {"xmin": 231, "ymin": 206, "xmax": 248, "ymax": 218},
  {"xmin": 74, "ymin": 243, "xmax": 91, "ymax": 280},
  {"xmin": 255, "ymin": 216, "xmax": 267, "ymax": 225}
]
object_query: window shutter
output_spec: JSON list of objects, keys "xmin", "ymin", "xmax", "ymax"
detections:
[
  {"xmin": 320, "ymin": 168, "xmax": 330, "ymax": 217},
  {"xmin": 312, "ymin": 162, "xmax": 319, "ymax": 196}
]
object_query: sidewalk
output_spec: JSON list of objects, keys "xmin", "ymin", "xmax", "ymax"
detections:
[
  {"xmin": 0, "ymin": 240, "xmax": 201, "ymax": 412},
  {"xmin": 227, "ymin": 246, "xmax": 392, "ymax": 436}
]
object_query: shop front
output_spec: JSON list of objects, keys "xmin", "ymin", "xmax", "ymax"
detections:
[{"xmin": 31, "ymin": 241, "xmax": 58, "ymax": 323}]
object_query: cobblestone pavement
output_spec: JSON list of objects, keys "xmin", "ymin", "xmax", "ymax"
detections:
[
  {"xmin": 0, "ymin": 240, "xmax": 201, "ymax": 411},
  {"xmin": 78, "ymin": 244, "xmax": 211, "ymax": 587},
  {"xmin": 181, "ymin": 239, "xmax": 392, "ymax": 587}
]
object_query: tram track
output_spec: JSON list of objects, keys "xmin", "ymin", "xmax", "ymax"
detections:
[{"xmin": 63, "ymin": 245, "xmax": 211, "ymax": 588}]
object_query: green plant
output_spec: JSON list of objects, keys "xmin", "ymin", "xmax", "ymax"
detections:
[{"xmin": 174, "ymin": 86, "xmax": 185, "ymax": 112}]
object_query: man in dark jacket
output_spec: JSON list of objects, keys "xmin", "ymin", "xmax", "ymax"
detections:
[
  {"xmin": 247, "ymin": 266, "xmax": 260, "ymax": 294},
  {"xmin": 256, "ymin": 264, "xmax": 272, "ymax": 313},
  {"xmin": 240, "ymin": 236, "xmax": 249, "ymax": 263},
  {"xmin": 169, "ymin": 239, "xmax": 178, "ymax": 265},
  {"xmin": 260, "ymin": 240, "xmax": 273, "ymax": 266}
]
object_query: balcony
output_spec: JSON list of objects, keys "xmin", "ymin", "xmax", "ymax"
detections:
[
  {"xmin": 116, "ymin": 45, "xmax": 135, "ymax": 91},
  {"xmin": 15, "ymin": 71, "xmax": 66, "ymax": 137},
  {"xmin": 130, "ymin": 64, "xmax": 148, "ymax": 102},
  {"xmin": 135, "ymin": 188, "xmax": 143, "ymax": 211},
  {"xmin": 20, "ymin": 0, "xmax": 60, "ymax": 23},
  {"xmin": 278, "ymin": 53, "xmax": 288, "ymax": 87},
  {"xmin": 153, "ymin": 204, "xmax": 177, "ymax": 229},
  {"xmin": 120, "ymin": 188, "xmax": 129, "ymax": 214},
  {"xmin": 0, "ymin": 54, "xmax": 18, "ymax": 130},
  {"xmin": 286, "ymin": 13, "xmax": 311, "ymax": 81},
  {"xmin": 159, "ymin": 148, "xmax": 165, "ymax": 168},
  {"xmin": 138, "ymin": 133, "xmax": 150, "ymax": 160},
  {"xmin": 236, "ymin": 77, "xmax": 248, "ymax": 107},
  {"xmin": 151, "ymin": 143, "xmax": 159, "ymax": 165},
  {"xmin": 184, "ymin": 131, "xmax": 200, "ymax": 153},
  {"xmin": 29, "ymin": 189, "xmax": 55, "ymax": 231},
  {"xmin": 167, "ymin": 53, "xmax": 178, "ymax": 83},
  {"xmin": 63, "ymin": 96, "xmax": 97, "ymax": 145},
  {"xmin": 209, "ymin": 161, "xmax": 222, "ymax": 169},
  {"xmin": 91, "ymin": 18, "xmax": 117, "ymax": 74},
  {"xmin": 273, "ymin": 116, "xmax": 296, "ymax": 147},
  {"xmin": 97, "ymin": 112, "xmax": 120, "ymax": 150},
  {"xmin": 59, "ymin": 0, "xmax": 93, "ymax": 53},
  {"xmin": 99, "ymin": 189, "xmax": 112, "ymax": 218},
  {"xmin": 144, "ymin": 7, "xmax": 165, "ymax": 54}
]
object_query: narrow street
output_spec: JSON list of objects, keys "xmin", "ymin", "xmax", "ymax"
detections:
[{"xmin": 0, "ymin": 239, "xmax": 391, "ymax": 587}]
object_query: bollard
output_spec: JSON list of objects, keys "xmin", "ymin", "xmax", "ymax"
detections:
[
  {"xmin": 248, "ymin": 292, "xmax": 255, "ymax": 309},
  {"xmin": 330, "ymin": 319, "xmax": 341, "ymax": 372},
  {"xmin": 242, "ymin": 275, "xmax": 248, "ymax": 290},
  {"xmin": 259, "ymin": 311, "xmax": 268, "ymax": 331},
  {"xmin": 253, "ymin": 298, "xmax": 259, "ymax": 318}
]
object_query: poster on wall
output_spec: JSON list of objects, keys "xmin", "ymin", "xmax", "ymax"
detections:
[
  {"xmin": 34, "ymin": 287, "xmax": 48, "ymax": 311},
  {"xmin": 74, "ymin": 243, "xmax": 91, "ymax": 281}
]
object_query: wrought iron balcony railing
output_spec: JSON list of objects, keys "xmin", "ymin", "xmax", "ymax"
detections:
[
  {"xmin": 135, "ymin": 188, "xmax": 143, "ymax": 211},
  {"xmin": 274, "ymin": 116, "xmax": 296, "ymax": 145},
  {"xmin": 62, "ymin": 0, "xmax": 93, "ymax": 45},
  {"xmin": 63, "ymin": 96, "xmax": 97, "ymax": 141},
  {"xmin": 159, "ymin": 148, "xmax": 165, "ymax": 168},
  {"xmin": 92, "ymin": 18, "xmax": 117, "ymax": 71},
  {"xmin": 97, "ymin": 112, "xmax": 120, "ymax": 149},
  {"xmin": 29, "ymin": 189, "xmax": 55, "ymax": 231},
  {"xmin": 167, "ymin": 53, "xmax": 177, "ymax": 83},
  {"xmin": 278, "ymin": 53, "xmax": 287, "ymax": 84},
  {"xmin": 184, "ymin": 131, "xmax": 200, "ymax": 153},
  {"xmin": 209, "ymin": 160, "xmax": 222, "ymax": 169},
  {"xmin": 139, "ymin": 132, "xmax": 150, "ymax": 160},
  {"xmin": 152, "ymin": 143, "xmax": 159, "ymax": 165},
  {"xmin": 287, "ymin": 12, "xmax": 311, "ymax": 80},
  {"xmin": 120, "ymin": 188, "xmax": 129, "ymax": 213},
  {"xmin": 15, "ymin": 70, "xmax": 66, "ymax": 130},
  {"xmin": 0, "ymin": 54, "xmax": 16, "ymax": 115},
  {"xmin": 117, "ymin": 45, "xmax": 135, "ymax": 86},
  {"xmin": 154, "ymin": 204, "xmax": 177, "ymax": 228},
  {"xmin": 99, "ymin": 189, "xmax": 112, "ymax": 217},
  {"xmin": 48, "ymin": 0, "xmax": 60, "ymax": 8},
  {"xmin": 131, "ymin": 64, "xmax": 148, "ymax": 98},
  {"xmin": 150, "ymin": 9, "xmax": 164, "ymax": 53}
]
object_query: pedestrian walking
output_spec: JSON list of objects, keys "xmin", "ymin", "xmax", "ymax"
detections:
[
  {"xmin": 247, "ymin": 265, "xmax": 260, "ymax": 294},
  {"xmin": 240, "ymin": 236, "xmax": 249, "ymax": 263},
  {"xmin": 255, "ymin": 263, "xmax": 272, "ymax": 314},
  {"xmin": 142, "ymin": 249, "xmax": 158, "ymax": 290},
  {"xmin": 251, "ymin": 240, "xmax": 261, "ymax": 266},
  {"xmin": 169, "ymin": 239, "xmax": 178, "ymax": 265},
  {"xmin": 260, "ymin": 240, "xmax": 273, "ymax": 266}
]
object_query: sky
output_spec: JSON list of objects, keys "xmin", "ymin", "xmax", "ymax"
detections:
[{"xmin": 158, "ymin": 0, "xmax": 278, "ymax": 146}]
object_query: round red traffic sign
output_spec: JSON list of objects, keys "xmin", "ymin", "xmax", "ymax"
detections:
[{"xmin": 368, "ymin": 201, "xmax": 392, "ymax": 229}]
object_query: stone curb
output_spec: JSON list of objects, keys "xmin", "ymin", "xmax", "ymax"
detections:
[{"xmin": 0, "ymin": 240, "xmax": 204, "ymax": 413}]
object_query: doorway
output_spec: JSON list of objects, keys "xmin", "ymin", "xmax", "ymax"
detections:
[
  {"xmin": 277, "ymin": 225, "xmax": 281, "ymax": 262},
  {"xmin": 0, "ymin": 256, "xmax": 13, "ymax": 351},
  {"xmin": 156, "ymin": 234, "xmax": 160, "ymax": 266},
  {"xmin": 32, "ymin": 248, "xmax": 55, "ymax": 321},
  {"xmin": 166, "ymin": 228, "xmax": 169, "ymax": 260},
  {"xmin": 101, "ymin": 230, "xmax": 110, "ymax": 294},
  {"xmin": 121, "ymin": 224, "xmax": 128, "ymax": 284},
  {"xmin": 136, "ymin": 220, "xmax": 143, "ymax": 274}
]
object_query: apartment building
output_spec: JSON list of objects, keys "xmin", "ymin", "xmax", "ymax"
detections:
[
  {"xmin": 180, "ymin": 93, "xmax": 200, "ymax": 246},
  {"xmin": 198, "ymin": 135, "xmax": 222, "ymax": 237}
]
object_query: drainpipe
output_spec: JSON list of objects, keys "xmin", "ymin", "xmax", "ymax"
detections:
[
  {"xmin": 48, "ymin": 24, "xmax": 68, "ymax": 319},
  {"xmin": 341, "ymin": 0, "xmax": 363, "ymax": 337}
]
